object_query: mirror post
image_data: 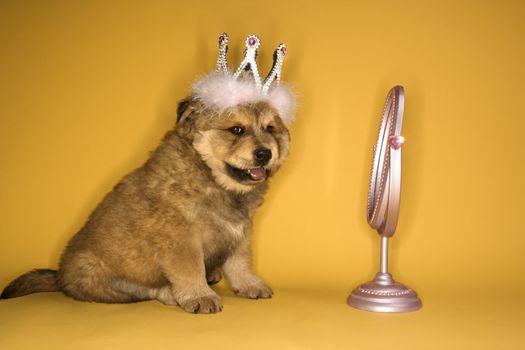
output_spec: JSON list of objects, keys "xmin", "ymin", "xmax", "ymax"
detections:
[{"xmin": 380, "ymin": 236, "xmax": 389, "ymax": 274}]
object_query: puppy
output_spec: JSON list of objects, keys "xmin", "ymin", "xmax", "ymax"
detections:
[
  {"xmin": 0, "ymin": 97, "xmax": 291, "ymax": 313},
  {"xmin": 1, "ymin": 32, "xmax": 296, "ymax": 313}
]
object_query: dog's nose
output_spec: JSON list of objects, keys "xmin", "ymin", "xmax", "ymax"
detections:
[{"xmin": 254, "ymin": 148, "xmax": 272, "ymax": 165}]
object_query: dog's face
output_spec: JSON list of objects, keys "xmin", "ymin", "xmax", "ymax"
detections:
[{"xmin": 178, "ymin": 100, "xmax": 290, "ymax": 193}]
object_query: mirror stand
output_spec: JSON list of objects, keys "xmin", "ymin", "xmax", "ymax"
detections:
[
  {"xmin": 347, "ymin": 86, "xmax": 422, "ymax": 313},
  {"xmin": 348, "ymin": 236, "xmax": 421, "ymax": 312}
]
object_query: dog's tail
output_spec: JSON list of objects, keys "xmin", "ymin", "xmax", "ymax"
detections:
[{"xmin": 1, "ymin": 269, "xmax": 59, "ymax": 299}]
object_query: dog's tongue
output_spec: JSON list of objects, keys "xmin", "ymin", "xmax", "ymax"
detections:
[{"xmin": 247, "ymin": 167, "xmax": 266, "ymax": 181}]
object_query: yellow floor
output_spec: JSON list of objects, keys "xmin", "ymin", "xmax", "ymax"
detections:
[{"xmin": 1, "ymin": 283, "xmax": 523, "ymax": 350}]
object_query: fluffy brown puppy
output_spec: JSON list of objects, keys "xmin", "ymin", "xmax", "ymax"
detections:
[{"xmin": 1, "ymin": 99, "xmax": 290, "ymax": 313}]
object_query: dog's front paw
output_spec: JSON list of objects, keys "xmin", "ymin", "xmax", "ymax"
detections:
[
  {"xmin": 235, "ymin": 282, "xmax": 273, "ymax": 299},
  {"xmin": 179, "ymin": 293, "xmax": 223, "ymax": 314}
]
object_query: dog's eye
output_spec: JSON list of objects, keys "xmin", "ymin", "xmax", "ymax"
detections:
[
  {"xmin": 265, "ymin": 125, "xmax": 274, "ymax": 133},
  {"xmin": 228, "ymin": 126, "xmax": 244, "ymax": 136}
]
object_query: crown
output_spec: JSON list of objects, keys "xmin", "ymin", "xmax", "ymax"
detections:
[
  {"xmin": 216, "ymin": 33, "xmax": 286, "ymax": 95},
  {"xmin": 192, "ymin": 33, "xmax": 296, "ymax": 125}
]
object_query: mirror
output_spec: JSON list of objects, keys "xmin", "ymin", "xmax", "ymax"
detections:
[{"xmin": 347, "ymin": 86, "xmax": 422, "ymax": 313}]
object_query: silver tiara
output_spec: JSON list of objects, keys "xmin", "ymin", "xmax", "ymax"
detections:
[{"xmin": 215, "ymin": 33, "xmax": 287, "ymax": 95}]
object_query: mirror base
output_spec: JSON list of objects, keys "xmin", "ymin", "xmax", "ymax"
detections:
[{"xmin": 348, "ymin": 272, "xmax": 422, "ymax": 313}]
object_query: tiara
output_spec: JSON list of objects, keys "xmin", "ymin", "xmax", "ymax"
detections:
[
  {"xmin": 216, "ymin": 33, "xmax": 286, "ymax": 95},
  {"xmin": 192, "ymin": 33, "xmax": 296, "ymax": 124}
]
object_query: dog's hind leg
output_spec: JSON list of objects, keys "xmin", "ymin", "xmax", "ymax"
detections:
[
  {"xmin": 149, "ymin": 285, "xmax": 177, "ymax": 305},
  {"xmin": 58, "ymin": 251, "xmax": 152, "ymax": 303},
  {"xmin": 206, "ymin": 267, "xmax": 222, "ymax": 285},
  {"xmin": 108, "ymin": 279, "xmax": 161, "ymax": 302}
]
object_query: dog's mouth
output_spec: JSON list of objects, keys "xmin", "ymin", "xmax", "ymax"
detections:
[{"xmin": 225, "ymin": 163, "xmax": 270, "ymax": 183}]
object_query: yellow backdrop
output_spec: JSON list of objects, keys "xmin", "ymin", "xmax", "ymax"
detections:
[{"xmin": 1, "ymin": 1, "xmax": 524, "ymax": 349}]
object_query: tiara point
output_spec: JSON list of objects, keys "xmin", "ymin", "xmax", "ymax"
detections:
[
  {"xmin": 215, "ymin": 33, "xmax": 230, "ymax": 74},
  {"xmin": 246, "ymin": 35, "xmax": 260, "ymax": 49}
]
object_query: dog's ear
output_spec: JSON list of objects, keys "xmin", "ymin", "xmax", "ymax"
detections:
[
  {"xmin": 175, "ymin": 98, "xmax": 200, "ymax": 140},
  {"xmin": 177, "ymin": 98, "xmax": 194, "ymax": 124}
]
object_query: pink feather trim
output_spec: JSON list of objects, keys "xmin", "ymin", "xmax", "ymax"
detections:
[{"xmin": 192, "ymin": 74, "xmax": 296, "ymax": 125}]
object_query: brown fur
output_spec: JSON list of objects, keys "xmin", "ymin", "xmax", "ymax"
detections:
[{"xmin": 1, "ymin": 99, "xmax": 290, "ymax": 314}]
